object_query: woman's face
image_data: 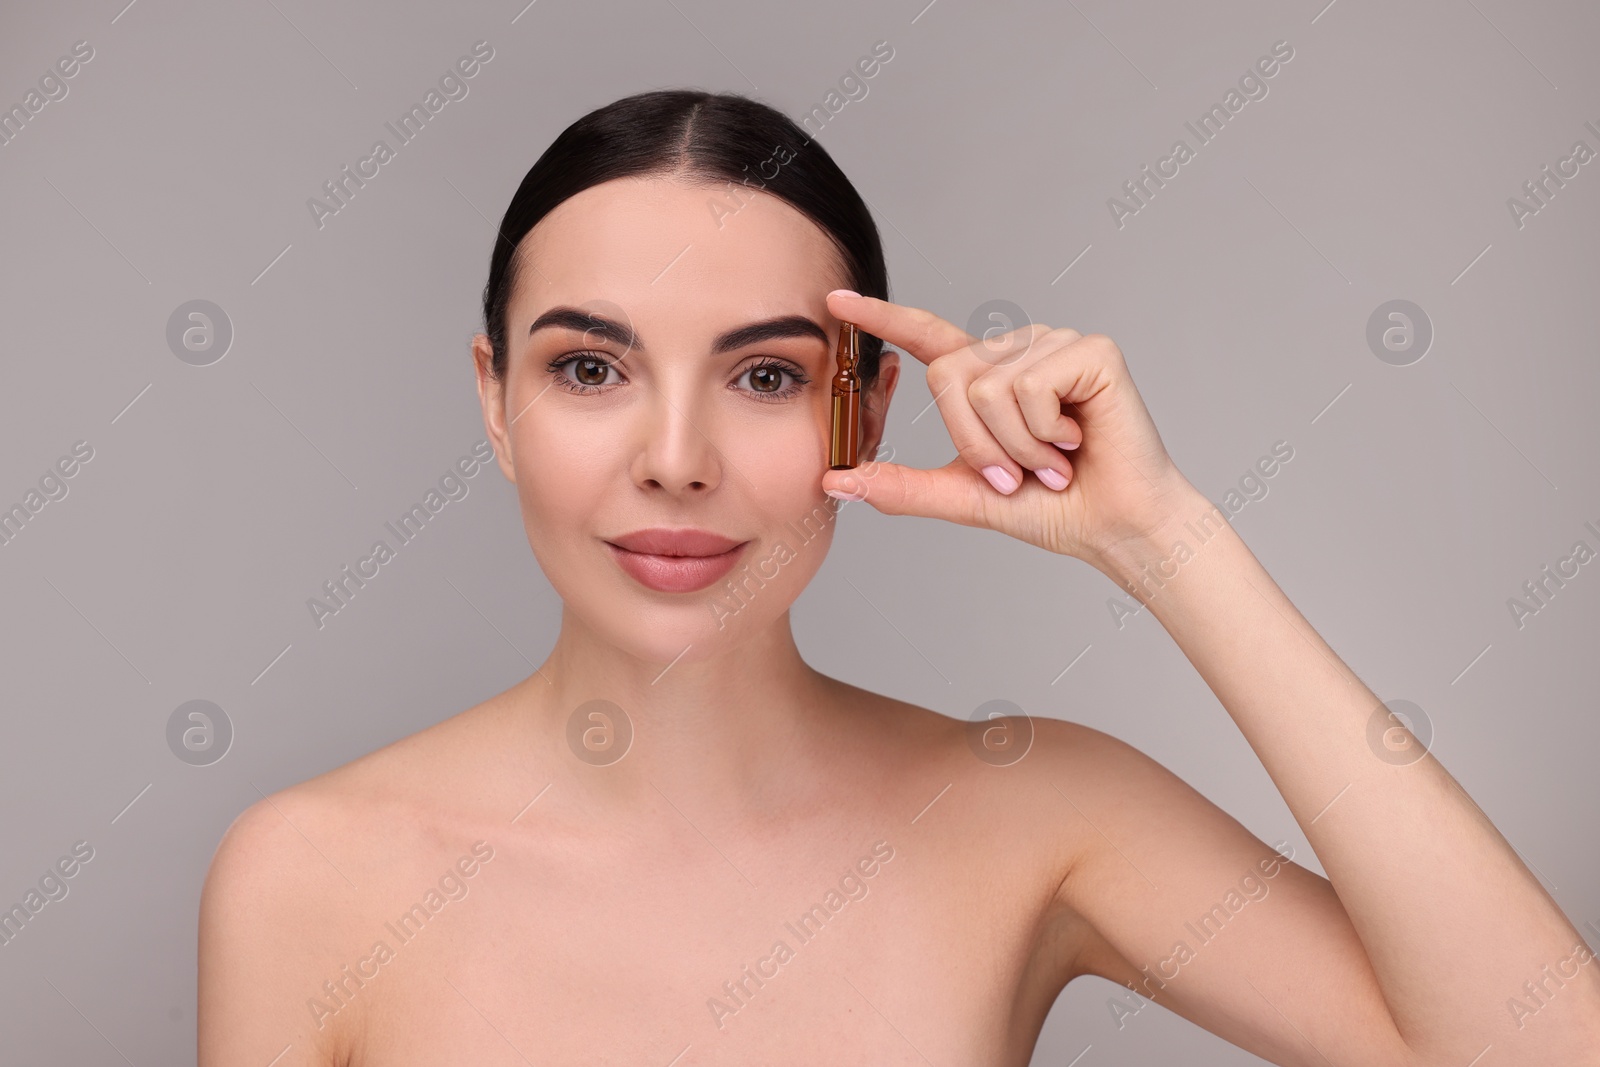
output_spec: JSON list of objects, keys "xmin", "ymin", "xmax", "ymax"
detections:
[{"xmin": 474, "ymin": 175, "xmax": 898, "ymax": 665}]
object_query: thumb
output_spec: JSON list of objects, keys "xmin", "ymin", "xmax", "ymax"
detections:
[{"xmin": 822, "ymin": 458, "xmax": 988, "ymax": 526}]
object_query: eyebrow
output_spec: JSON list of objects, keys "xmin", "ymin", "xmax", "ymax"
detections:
[{"xmin": 527, "ymin": 306, "xmax": 830, "ymax": 355}]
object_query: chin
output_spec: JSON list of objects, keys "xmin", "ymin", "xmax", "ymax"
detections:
[
  {"xmin": 573, "ymin": 548, "xmax": 826, "ymax": 664},
  {"xmin": 575, "ymin": 592, "xmax": 787, "ymax": 666}
]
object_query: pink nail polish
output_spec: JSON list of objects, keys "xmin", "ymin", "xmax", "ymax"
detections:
[
  {"xmin": 1053, "ymin": 441, "xmax": 1079, "ymax": 450},
  {"xmin": 981, "ymin": 465, "xmax": 1018, "ymax": 494},
  {"xmin": 1034, "ymin": 467, "xmax": 1069, "ymax": 490}
]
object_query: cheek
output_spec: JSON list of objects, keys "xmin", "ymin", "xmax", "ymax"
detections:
[
  {"xmin": 508, "ymin": 418, "xmax": 609, "ymax": 547},
  {"xmin": 736, "ymin": 418, "xmax": 840, "ymax": 584},
  {"xmin": 738, "ymin": 415, "xmax": 830, "ymax": 507},
  {"xmin": 753, "ymin": 395, "xmax": 832, "ymax": 468}
]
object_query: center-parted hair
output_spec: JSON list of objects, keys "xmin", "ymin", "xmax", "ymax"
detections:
[{"xmin": 480, "ymin": 89, "xmax": 888, "ymax": 388}]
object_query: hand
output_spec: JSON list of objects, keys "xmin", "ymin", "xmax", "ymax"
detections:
[{"xmin": 821, "ymin": 290, "xmax": 1198, "ymax": 565}]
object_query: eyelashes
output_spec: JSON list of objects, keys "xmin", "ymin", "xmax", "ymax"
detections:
[{"xmin": 543, "ymin": 351, "xmax": 812, "ymax": 403}]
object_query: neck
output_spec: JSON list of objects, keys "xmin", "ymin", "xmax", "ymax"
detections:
[{"xmin": 515, "ymin": 604, "xmax": 844, "ymax": 817}]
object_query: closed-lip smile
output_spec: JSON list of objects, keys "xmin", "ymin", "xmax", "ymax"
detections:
[{"xmin": 603, "ymin": 528, "xmax": 750, "ymax": 593}]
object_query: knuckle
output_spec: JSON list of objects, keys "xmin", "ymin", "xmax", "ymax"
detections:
[
  {"xmin": 1013, "ymin": 370, "xmax": 1052, "ymax": 398},
  {"xmin": 954, "ymin": 440, "xmax": 993, "ymax": 467},
  {"xmin": 925, "ymin": 356, "xmax": 957, "ymax": 394},
  {"xmin": 967, "ymin": 376, "xmax": 1003, "ymax": 407},
  {"xmin": 1013, "ymin": 323, "xmax": 1054, "ymax": 356},
  {"xmin": 1082, "ymin": 332, "xmax": 1123, "ymax": 359}
]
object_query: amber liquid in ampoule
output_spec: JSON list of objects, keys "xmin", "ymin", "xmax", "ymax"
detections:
[{"xmin": 830, "ymin": 322, "xmax": 860, "ymax": 470}]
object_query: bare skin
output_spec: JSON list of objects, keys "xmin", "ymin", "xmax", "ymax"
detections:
[
  {"xmin": 200, "ymin": 670, "xmax": 1110, "ymax": 1065},
  {"xmin": 200, "ymin": 176, "xmax": 1600, "ymax": 1065}
]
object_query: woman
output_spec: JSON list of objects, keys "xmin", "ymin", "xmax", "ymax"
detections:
[{"xmin": 198, "ymin": 89, "xmax": 1600, "ymax": 1065}]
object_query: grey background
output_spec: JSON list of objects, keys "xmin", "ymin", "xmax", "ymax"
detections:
[{"xmin": 1, "ymin": 0, "xmax": 1596, "ymax": 1062}]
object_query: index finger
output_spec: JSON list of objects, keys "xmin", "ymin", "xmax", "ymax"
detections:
[{"xmin": 826, "ymin": 290, "xmax": 972, "ymax": 367}]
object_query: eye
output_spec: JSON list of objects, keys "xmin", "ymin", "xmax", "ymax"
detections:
[
  {"xmin": 543, "ymin": 352, "xmax": 810, "ymax": 401},
  {"xmin": 735, "ymin": 357, "xmax": 810, "ymax": 402},
  {"xmin": 546, "ymin": 351, "xmax": 623, "ymax": 393}
]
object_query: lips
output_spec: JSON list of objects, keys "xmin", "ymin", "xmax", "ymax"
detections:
[
  {"xmin": 607, "ymin": 528, "xmax": 744, "ymax": 556},
  {"xmin": 603, "ymin": 528, "xmax": 750, "ymax": 593}
]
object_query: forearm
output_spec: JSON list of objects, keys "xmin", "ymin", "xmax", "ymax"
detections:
[{"xmin": 1088, "ymin": 483, "xmax": 1600, "ymax": 1060}]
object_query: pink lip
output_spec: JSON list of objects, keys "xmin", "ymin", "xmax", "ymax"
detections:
[{"xmin": 603, "ymin": 528, "xmax": 750, "ymax": 593}]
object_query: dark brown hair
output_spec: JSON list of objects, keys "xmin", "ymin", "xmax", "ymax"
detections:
[{"xmin": 480, "ymin": 88, "xmax": 888, "ymax": 387}]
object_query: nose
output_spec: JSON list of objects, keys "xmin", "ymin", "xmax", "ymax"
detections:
[{"xmin": 628, "ymin": 389, "xmax": 726, "ymax": 496}]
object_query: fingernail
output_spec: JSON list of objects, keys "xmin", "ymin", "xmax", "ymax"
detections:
[
  {"xmin": 1033, "ymin": 467, "xmax": 1069, "ymax": 491},
  {"xmin": 1053, "ymin": 440, "xmax": 1079, "ymax": 451},
  {"xmin": 981, "ymin": 465, "xmax": 1018, "ymax": 494},
  {"xmin": 828, "ymin": 288, "xmax": 861, "ymax": 299},
  {"xmin": 826, "ymin": 486, "xmax": 865, "ymax": 501}
]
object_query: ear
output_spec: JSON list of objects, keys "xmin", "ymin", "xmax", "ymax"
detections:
[
  {"xmin": 472, "ymin": 333, "xmax": 518, "ymax": 483},
  {"xmin": 858, "ymin": 348, "xmax": 901, "ymax": 463}
]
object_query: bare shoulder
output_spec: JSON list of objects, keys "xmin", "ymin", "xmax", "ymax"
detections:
[
  {"xmin": 202, "ymin": 690, "xmax": 507, "ymax": 903},
  {"xmin": 817, "ymin": 676, "xmax": 1131, "ymax": 801},
  {"xmin": 1009, "ymin": 717, "xmax": 1330, "ymax": 998},
  {"xmin": 822, "ymin": 688, "xmax": 1157, "ymax": 985},
  {"xmin": 199, "ymin": 774, "xmax": 368, "ymax": 1065},
  {"xmin": 205, "ymin": 708, "xmax": 473, "ymax": 878},
  {"xmin": 814, "ymin": 679, "xmax": 1125, "ymax": 865},
  {"xmin": 913, "ymin": 718, "xmax": 1420, "ymax": 1061},
  {"xmin": 198, "ymin": 696, "xmax": 506, "ymax": 1065}
]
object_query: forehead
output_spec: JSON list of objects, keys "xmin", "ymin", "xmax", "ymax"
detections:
[{"xmin": 510, "ymin": 175, "xmax": 847, "ymax": 334}]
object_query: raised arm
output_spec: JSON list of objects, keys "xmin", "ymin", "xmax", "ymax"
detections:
[
  {"xmin": 813, "ymin": 291, "xmax": 1600, "ymax": 1064},
  {"xmin": 1055, "ymin": 483, "xmax": 1600, "ymax": 1064}
]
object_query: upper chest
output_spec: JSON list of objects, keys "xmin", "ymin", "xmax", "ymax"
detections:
[{"xmin": 318, "ymin": 791, "xmax": 1080, "ymax": 1066}]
